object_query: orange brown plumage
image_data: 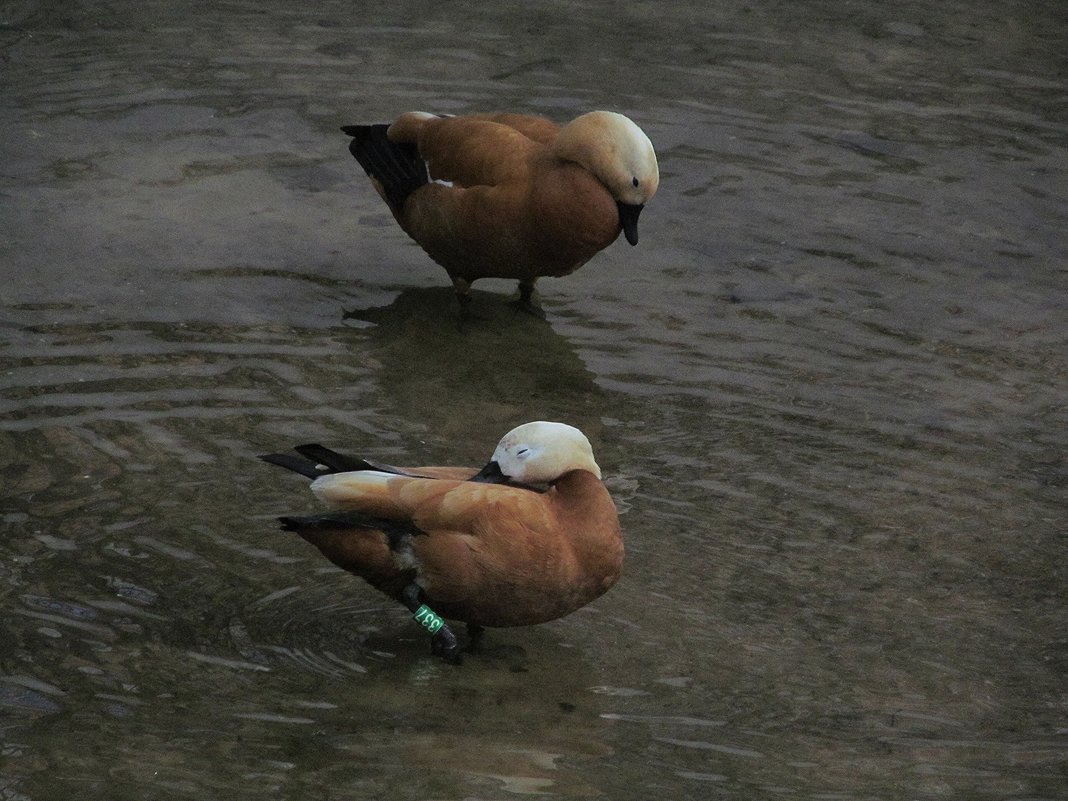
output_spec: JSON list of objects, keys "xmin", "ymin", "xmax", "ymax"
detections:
[
  {"xmin": 342, "ymin": 110, "xmax": 659, "ymax": 308},
  {"xmin": 262, "ymin": 421, "xmax": 624, "ymax": 661}
]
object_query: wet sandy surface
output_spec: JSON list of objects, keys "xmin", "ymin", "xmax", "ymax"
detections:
[{"xmin": 2, "ymin": 1, "xmax": 1066, "ymax": 799}]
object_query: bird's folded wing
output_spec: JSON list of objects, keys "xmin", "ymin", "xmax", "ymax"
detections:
[
  {"xmin": 406, "ymin": 465, "xmax": 480, "ymax": 480},
  {"xmin": 414, "ymin": 117, "xmax": 541, "ymax": 188},
  {"xmin": 310, "ymin": 472, "xmax": 551, "ymax": 535}
]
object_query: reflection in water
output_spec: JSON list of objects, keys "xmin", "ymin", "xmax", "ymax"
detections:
[
  {"xmin": 2, "ymin": 0, "xmax": 1066, "ymax": 799},
  {"xmin": 345, "ymin": 286, "xmax": 615, "ymax": 445}
]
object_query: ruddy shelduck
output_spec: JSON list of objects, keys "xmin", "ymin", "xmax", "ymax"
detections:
[
  {"xmin": 261, "ymin": 421, "xmax": 624, "ymax": 663},
  {"xmin": 341, "ymin": 110, "xmax": 659, "ymax": 310}
]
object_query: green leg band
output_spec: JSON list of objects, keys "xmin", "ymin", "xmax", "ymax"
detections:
[{"xmin": 413, "ymin": 604, "xmax": 445, "ymax": 634}]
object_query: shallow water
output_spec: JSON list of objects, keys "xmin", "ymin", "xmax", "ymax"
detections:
[{"xmin": 2, "ymin": 1, "xmax": 1066, "ymax": 799}]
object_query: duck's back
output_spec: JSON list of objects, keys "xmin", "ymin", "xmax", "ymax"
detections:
[{"xmin": 398, "ymin": 114, "xmax": 542, "ymax": 188}]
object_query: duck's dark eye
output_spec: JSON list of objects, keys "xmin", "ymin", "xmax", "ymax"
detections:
[
  {"xmin": 632, "ymin": 177, "xmax": 640, "ymax": 187},
  {"xmin": 516, "ymin": 448, "xmax": 529, "ymax": 457}
]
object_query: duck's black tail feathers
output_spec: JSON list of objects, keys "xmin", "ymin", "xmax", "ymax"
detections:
[
  {"xmin": 259, "ymin": 443, "xmax": 375, "ymax": 479},
  {"xmin": 293, "ymin": 443, "xmax": 378, "ymax": 472},
  {"xmin": 341, "ymin": 124, "xmax": 429, "ymax": 211},
  {"xmin": 259, "ymin": 452, "xmax": 324, "ymax": 479},
  {"xmin": 260, "ymin": 444, "xmax": 421, "ymax": 480}
]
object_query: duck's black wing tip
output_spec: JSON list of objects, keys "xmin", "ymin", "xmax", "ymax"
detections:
[{"xmin": 341, "ymin": 123, "xmax": 428, "ymax": 210}]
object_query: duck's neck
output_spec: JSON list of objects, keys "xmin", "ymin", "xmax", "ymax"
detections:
[
  {"xmin": 550, "ymin": 469, "xmax": 623, "ymax": 583},
  {"xmin": 550, "ymin": 469, "xmax": 605, "ymax": 497}
]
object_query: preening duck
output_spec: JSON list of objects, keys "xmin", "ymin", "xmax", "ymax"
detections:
[
  {"xmin": 341, "ymin": 110, "xmax": 659, "ymax": 312},
  {"xmin": 261, "ymin": 421, "xmax": 624, "ymax": 663}
]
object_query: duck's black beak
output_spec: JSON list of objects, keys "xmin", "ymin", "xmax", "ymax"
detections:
[
  {"xmin": 617, "ymin": 201, "xmax": 644, "ymax": 246},
  {"xmin": 470, "ymin": 460, "xmax": 509, "ymax": 484}
]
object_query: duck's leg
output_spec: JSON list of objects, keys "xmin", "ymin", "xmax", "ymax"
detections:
[
  {"xmin": 449, "ymin": 276, "xmax": 486, "ymax": 329},
  {"xmin": 449, "ymin": 275, "xmax": 472, "ymax": 313},
  {"xmin": 401, "ymin": 583, "xmax": 461, "ymax": 664},
  {"xmin": 510, "ymin": 278, "xmax": 545, "ymax": 318}
]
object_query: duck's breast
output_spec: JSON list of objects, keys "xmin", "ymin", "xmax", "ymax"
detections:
[
  {"xmin": 413, "ymin": 474, "xmax": 622, "ymax": 627},
  {"xmin": 529, "ymin": 162, "xmax": 623, "ymax": 273}
]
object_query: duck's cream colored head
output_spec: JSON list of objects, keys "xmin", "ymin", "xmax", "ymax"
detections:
[
  {"xmin": 552, "ymin": 111, "xmax": 659, "ymax": 245},
  {"xmin": 473, "ymin": 421, "xmax": 601, "ymax": 484}
]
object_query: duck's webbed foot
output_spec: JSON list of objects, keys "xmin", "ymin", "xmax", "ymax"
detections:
[
  {"xmin": 431, "ymin": 626, "xmax": 462, "ymax": 664},
  {"xmin": 402, "ymin": 583, "xmax": 462, "ymax": 664},
  {"xmin": 509, "ymin": 279, "xmax": 545, "ymax": 319}
]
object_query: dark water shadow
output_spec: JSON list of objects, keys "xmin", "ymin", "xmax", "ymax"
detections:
[{"xmin": 343, "ymin": 286, "xmax": 617, "ymax": 447}]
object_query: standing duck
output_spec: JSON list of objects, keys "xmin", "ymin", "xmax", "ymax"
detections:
[{"xmin": 341, "ymin": 111, "xmax": 659, "ymax": 312}]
